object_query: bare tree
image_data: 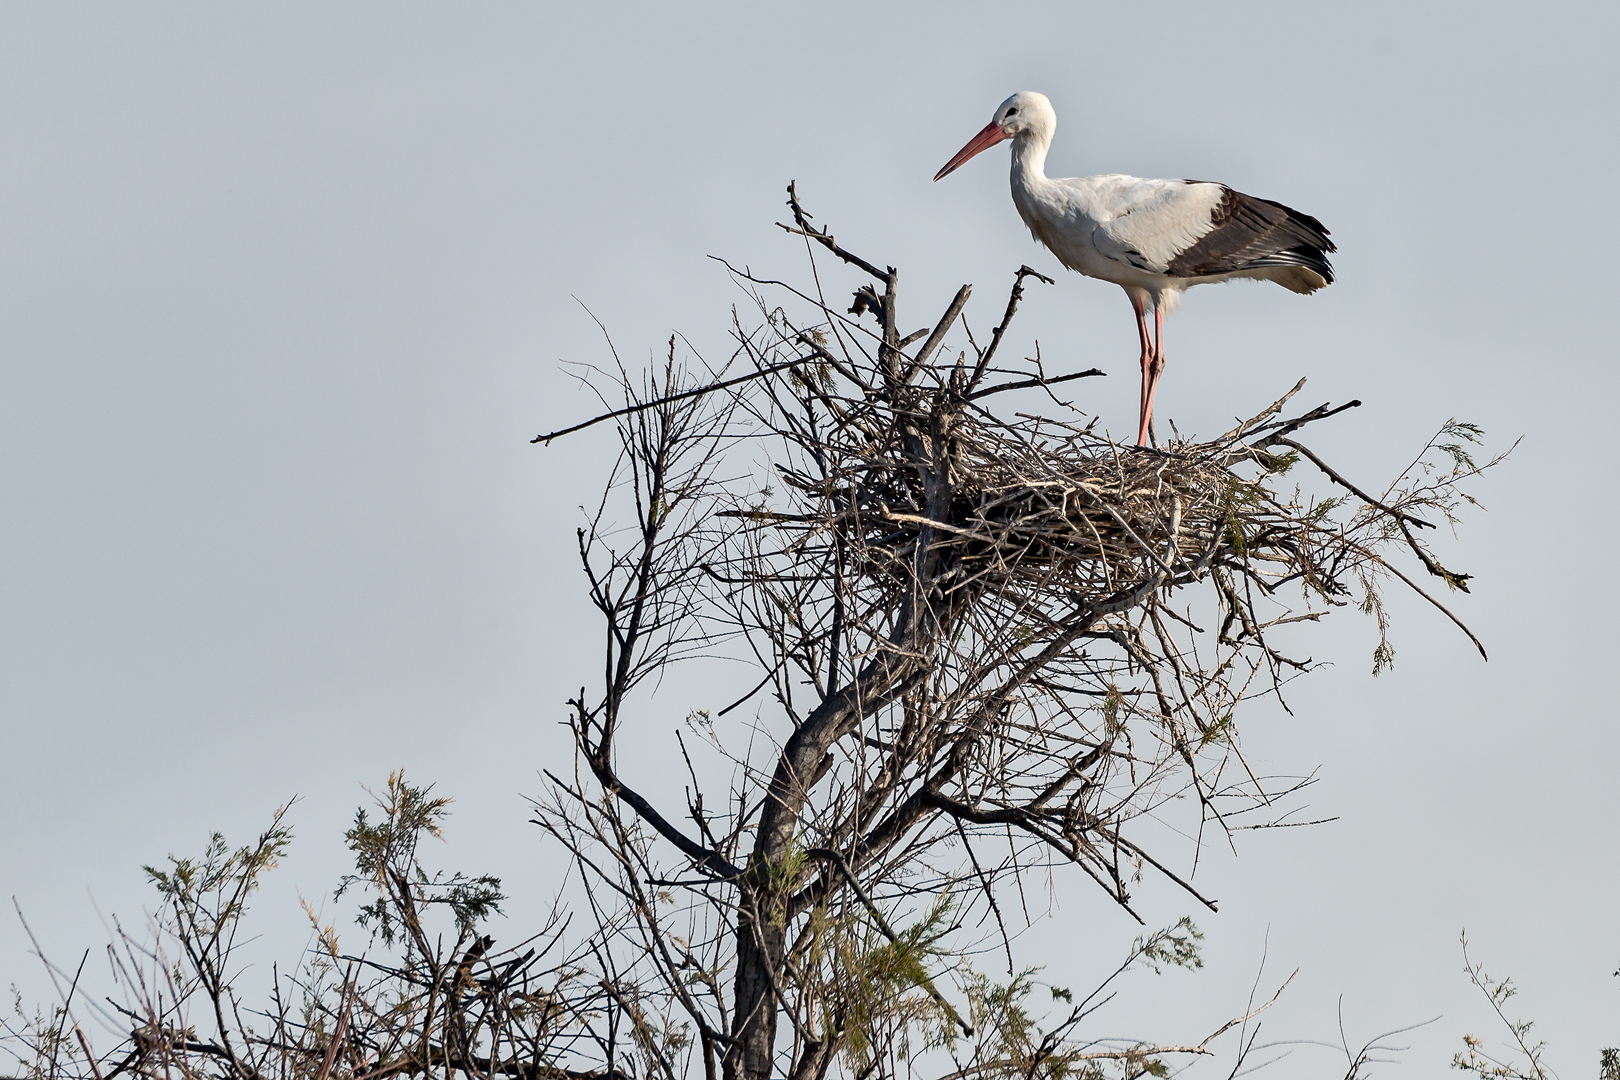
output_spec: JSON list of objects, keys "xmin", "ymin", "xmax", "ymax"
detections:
[
  {"xmin": 530, "ymin": 184, "xmax": 1501, "ymax": 1080},
  {"xmin": 7, "ymin": 184, "xmax": 1502, "ymax": 1080}
]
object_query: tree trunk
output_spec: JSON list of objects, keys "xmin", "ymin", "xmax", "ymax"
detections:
[{"xmin": 728, "ymin": 895, "xmax": 785, "ymax": 1080}]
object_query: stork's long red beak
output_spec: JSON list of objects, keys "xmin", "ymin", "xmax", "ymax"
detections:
[{"xmin": 933, "ymin": 121, "xmax": 1010, "ymax": 181}]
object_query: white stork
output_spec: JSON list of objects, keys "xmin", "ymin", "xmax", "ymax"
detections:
[{"xmin": 934, "ymin": 91, "xmax": 1335, "ymax": 447}]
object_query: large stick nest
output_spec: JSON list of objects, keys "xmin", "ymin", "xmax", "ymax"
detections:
[{"xmin": 809, "ymin": 405, "xmax": 1291, "ymax": 601}]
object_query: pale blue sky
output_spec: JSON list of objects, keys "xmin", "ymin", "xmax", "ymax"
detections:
[{"xmin": 3, "ymin": 2, "xmax": 1616, "ymax": 1072}]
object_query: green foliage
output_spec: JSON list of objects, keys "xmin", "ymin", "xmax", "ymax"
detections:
[
  {"xmin": 142, "ymin": 808, "xmax": 294, "ymax": 998},
  {"xmin": 1259, "ymin": 448, "xmax": 1301, "ymax": 474},
  {"xmin": 1219, "ymin": 474, "xmax": 1268, "ymax": 558},
  {"xmin": 1196, "ymin": 711, "xmax": 1235, "ymax": 749},
  {"xmin": 3, "ymin": 992, "xmax": 73, "ymax": 1080},
  {"xmin": 1437, "ymin": 420, "xmax": 1485, "ymax": 473},
  {"xmin": 1133, "ymin": 916, "xmax": 1204, "ymax": 975},
  {"xmin": 939, "ymin": 920, "xmax": 1201, "ymax": 1080},
  {"xmin": 1102, "ymin": 684, "xmax": 1123, "ymax": 738},
  {"xmin": 1360, "ymin": 587, "xmax": 1395, "ymax": 676},
  {"xmin": 5, "ymin": 780, "xmax": 598, "ymax": 1080},
  {"xmin": 833, "ymin": 894, "xmax": 960, "ymax": 1069},
  {"xmin": 144, "ymin": 820, "xmax": 292, "ymax": 923},
  {"xmin": 1371, "ymin": 642, "xmax": 1395, "ymax": 676},
  {"xmin": 789, "ymin": 359, "xmax": 837, "ymax": 395},
  {"xmin": 1222, "ymin": 519, "xmax": 1247, "ymax": 557},
  {"xmin": 615, "ymin": 986, "xmax": 693, "ymax": 1080},
  {"xmin": 335, "ymin": 770, "xmax": 504, "ymax": 947},
  {"xmin": 956, "ymin": 970, "xmax": 1105, "ymax": 1080},
  {"xmin": 1310, "ymin": 494, "xmax": 1344, "ymax": 521},
  {"xmin": 1452, "ymin": 933, "xmax": 1551, "ymax": 1080}
]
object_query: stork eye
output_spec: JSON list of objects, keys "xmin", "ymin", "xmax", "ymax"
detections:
[{"xmin": 1006, "ymin": 107, "xmax": 1019, "ymax": 116}]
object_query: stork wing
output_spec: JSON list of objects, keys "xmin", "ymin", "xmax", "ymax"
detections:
[
  {"xmin": 1086, "ymin": 179, "xmax": 1335, "ymax": 288},
  {"xmin": 1088, "ymin": 180, "xmax": 1228, "ymax": 273},
  {"xmin": 1163, "ymin": 185, "xmax": 1335, "ymax": 284}
]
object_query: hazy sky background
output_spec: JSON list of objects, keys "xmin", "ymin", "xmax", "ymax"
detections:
[{"xmin": 3, "ymin": 2, "xmax": 1617, "ymax": 1073}]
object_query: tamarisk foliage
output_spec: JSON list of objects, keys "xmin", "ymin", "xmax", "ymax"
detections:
[{"xmin": 4, "ymin": 776, "xmax": 621, "ymax": 1080}]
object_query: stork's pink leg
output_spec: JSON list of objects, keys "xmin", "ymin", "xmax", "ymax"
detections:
[
  {"xmin": 1138, "ymin": 306, "xmax": 1166, "ymax": 447},
  {"xmin": 1131, "ymin": 295, "xmax": 1154, "ymax": 447}
]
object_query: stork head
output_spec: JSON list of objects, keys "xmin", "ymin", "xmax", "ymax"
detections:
[{"xmin": 933, "ymin": 91, "xmax": 1055, "ymax": 182}]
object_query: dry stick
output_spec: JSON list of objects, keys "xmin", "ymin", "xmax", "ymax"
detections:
[
  {"xmin": 313, "ymin": 965, "xmax": 357, "ymax": 1080},
  {"xmin": 970, "ymin": 265, "xmax": 1055, "ymax": 392},
  {"xmin": 1374, "ymin": 557, "xmax": 1488, "ymax": 660},
  {"xmin": 903, "ymin": 284, "xmax": 973, "ymax": 381},
  {"xmin": 717, "ymin": 664, "xmax": 784, "ymax": 717},
  {"xmin": 781, "ymin": 180, "xmax": 888, "ymax": 282},
  {"xmin": 532, "ymin": 355, "xmax": 809, "ymax": 444},
  {"xmin": 13, "ymin": 903, "xmax": 87, "ymax": 1080},
  {"xmin": 1108, "ymin": 831, "xmax": 1218, "ymax": 912},
  {"xmin": 1216, "ymin": 378, "xmax": 1309, "ymax": 445},
  {"xmin": 72, "ymin": 1029, "xmax": 104, "ymax": 1080},
  {"xmin": 1398, "ymin": 516, "xmax": 1472, "ymax": 592},
  {"xmin": 715, "ymin": 257, "xmax": 886, "ymax": 367},
  {"xmin": 1270, "ymin": 437, "xmax": 1435, "ymax": 530},
  {"xmin": 951, "ymin": 818, "xmax": 1016, "ymax": 976},
  {"xmin": 968, "ymin": 368, "xmax": 1106, "ymax": 401},
  {"xmin": 781, "ymin": 200, "xmax": 883, "ymax": 399},
  {"xmin": 1257, "ymin": 397, "xmax": 1363, "ymax": 444}
]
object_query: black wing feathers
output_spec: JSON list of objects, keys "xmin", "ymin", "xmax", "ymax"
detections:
[{"xmin": 1166, "ymin": 185, "xmax": 1335, "ymax": 284}]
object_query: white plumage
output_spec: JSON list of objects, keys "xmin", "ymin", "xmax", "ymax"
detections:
[{"xmin": 935, "ymin": 91, "xmax": 1335, "ymax": 446}]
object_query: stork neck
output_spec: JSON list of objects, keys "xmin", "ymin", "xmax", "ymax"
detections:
[{"xmin": 1009, "ymin": 130, "xmax": 1050, "ymax": 191}]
